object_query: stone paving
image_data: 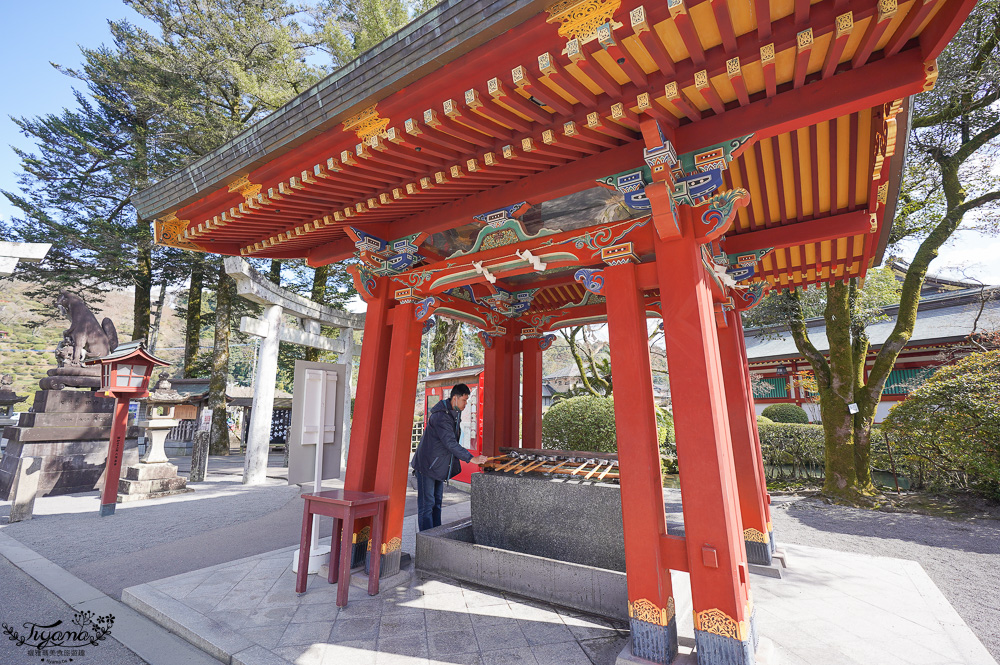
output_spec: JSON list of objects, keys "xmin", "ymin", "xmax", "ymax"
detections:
[
  {"xmin": 124, "ymin": 532, "xmax": 630, "ymax": 665},
  {"xmin": 122, "ymin": 503, "xmax": 998, "ymax": 665}
]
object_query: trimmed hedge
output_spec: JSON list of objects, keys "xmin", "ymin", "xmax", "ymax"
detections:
[
  {"xmin": 541, "ymin": 395, "xmax": 670, "ymax": 454},
  {"xmin": 761, "ymin": 403, "xmax": 810, "ymax": 424},
  {"xmin": 757, "ymin": 422, "xmax": 824, "ymax": 480}
]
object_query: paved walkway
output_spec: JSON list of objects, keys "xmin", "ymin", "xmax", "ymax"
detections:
[{"xmin": 1, "ymin": 454, "xmax": 996, "ymax": 665}]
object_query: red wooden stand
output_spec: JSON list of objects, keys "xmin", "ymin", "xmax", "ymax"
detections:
[
  {"xmin": 296, "ymin": 490, "xmax": 387, "ymax": 607},
  {"xmin": 99, "ymin": 399, "xmax": 130, "ymax": 517}
]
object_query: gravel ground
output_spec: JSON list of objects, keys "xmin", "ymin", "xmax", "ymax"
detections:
[{"xmin": 768, "ymin": 494, "xmax": 1000, "ymax": 662}]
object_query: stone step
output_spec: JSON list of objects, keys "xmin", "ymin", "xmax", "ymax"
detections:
[
  {"xmin": 118, "ymin": 474, "xmax": 189, "ymax": 497},
  {"xmin": 18, "ymin": 412, "xmax": 114, "ymax": 428},
  {"xmin": 124, "ymin": 462, "xmax": 180, "ymax": 481},
  {"xmin": 2, "ymin": 425, "xmax": 141, "ymax": 443},
  {"xmin": 39, "ymin": 376, "xmax": 102, "ymax": 390},
  {"xmin": 31, "ymin": 390, "xmax": 115, "ymax": 414}
]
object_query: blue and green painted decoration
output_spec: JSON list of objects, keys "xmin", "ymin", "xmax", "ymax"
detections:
[{"xmin": 450, "ymin": 202, "xmax": 558, "ymax": 258}]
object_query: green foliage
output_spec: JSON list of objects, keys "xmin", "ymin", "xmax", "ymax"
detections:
[
  {"xmin": 541, "ymin": 396, "xmax": 669, "ymax": 453},
  {"xmin": 761, "ymin": 403, "xmax": 810, "ymax": 424},
  {"xmin": 756, "ymin": 414, "xmax": 773, "ymax": 426},
  {"xmin": 757, "ymin": 422, "xmax": 825, "ymax": 481},
  {"xmin": 742, "ymin": 266, "xmax": 901, "ymax": 333},
  {"xmin": 542, "ymin": 396, "xmax": 617, "ymax": 452},
  {"xmin": 882, "ymin": 351, "xmax": 1000, "ymax": 498},
  {"xmin": 318, "ymin": 0, "xmax": 412, "ymax": 67}
]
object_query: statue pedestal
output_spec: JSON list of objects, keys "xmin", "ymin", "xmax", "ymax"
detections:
[
  {"xmin": 117, "ymin": 414, "xmax": 192, "ymax": 502},
  {"xmin": 0, "ymin": 390, "xmax": 140, "ymax": 500}
]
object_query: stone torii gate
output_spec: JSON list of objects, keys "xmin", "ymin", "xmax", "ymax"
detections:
[
  {"xmin": 224, "ymin": 257, "xmax": 364, "ymax": 485},
  {"xmin": 0, "ymin": 242, "xmax": 51, "ymax": 276}
]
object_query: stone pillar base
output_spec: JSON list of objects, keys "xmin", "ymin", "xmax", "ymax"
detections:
[
  {"xmin": 629, "ymin": 617, "xmax": 678, "ymax": 664},
  {"xmin": 351, "ymin": 539, "xmax": 369, "ymax": 568},
  {"xmin": 693, "ymin": 610, "xmax": 758, "ymax": 665},
  {"xmin": 744, "ymin": 538, "xmax": 773, "ymax": 566},
  {"xmin": 8, "ymin": 456, "xmax": 40, "ymax": 522},
  {"xmin": 693, "ymin": 631, "xmax": 752, "ymax": 665},
  {"xmin": 365, "ymin": 548, "xmax": 403, "ymax": 578},
  {"xmin": 117, "ymin": 462, "xmax": 192, "ymax": 503}
]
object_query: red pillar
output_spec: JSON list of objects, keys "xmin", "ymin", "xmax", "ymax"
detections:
[
  {"xmin": 604, "ymin": 260, "xmax": 678, "ymax": 664},
  {"xmin": 369, "ymin": 300, "xmax": 423, "ymax": 577},
  {"xmin": 656, "ymin": 210, "xmax": 754, "ymax": 664},
  {"xmin": 506, "ymin": 333, "xmax": 522, "ymax": 446},
  {"xmin": 99, "ymin": 398, "xmax": 130, "ymax": 516},
  {"xmin": 521, "ymin": 337, "xmax": 544, "ymax": 449},
  {"xmin": 718, "ymin": 316, "xmax": 772, "ymax": 565},
  {"xmin": 345, "ymin": 279, "xmax": 393, "ymax": 563},
  {"xmin": 737, "ymin": 323, "xmax": 775, "ymax": 552},
  {"xmin": 481, "ymin": 334, "xmax": 505, "ymax": 457}
]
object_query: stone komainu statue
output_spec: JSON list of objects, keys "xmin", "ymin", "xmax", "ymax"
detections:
[
  {"xmin": 40, "ymin": 291, "xmax": 121, "ymax": 390},
  {"xmin": 55, "ymin": 291, "xmax": 119, "ymax": 366}
]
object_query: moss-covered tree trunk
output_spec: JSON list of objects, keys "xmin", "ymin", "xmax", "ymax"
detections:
[
  {"xmin": 208, "ymin": 263, "xmax": 233, "ymax": 456},
  {"xmin": 431, "ymin": 318, "xmax": 462, "ymax": 370},
  {"xmin": 184, "ymin": 260, "xmax": 204, "ymax": 377}
]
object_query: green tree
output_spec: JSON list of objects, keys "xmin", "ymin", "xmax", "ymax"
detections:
[
  {"xmin": 743, "ymin": 2, "xmax": 1000, "ymax": 502},
  {"xmin": 883, "ymin": 351, "xmax": 1000, "ymax": 498},
  {"xmin": 1, "ymin": 42, "xmax": 191, "ymax": 341}
]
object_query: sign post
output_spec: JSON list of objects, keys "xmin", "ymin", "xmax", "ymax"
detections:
[{"xmin": 86, "ymin": 340, "xmax": 169, "ymax": 516}]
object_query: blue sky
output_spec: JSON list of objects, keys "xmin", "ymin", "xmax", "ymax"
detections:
[{"xmin": 2, "ymin": 1, "xmax": 999, "ymax": 287}]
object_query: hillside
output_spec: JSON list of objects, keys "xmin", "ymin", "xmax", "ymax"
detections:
[{"xmin": 0, "ymin": 280, "xmax": 190, "ymax": 405}]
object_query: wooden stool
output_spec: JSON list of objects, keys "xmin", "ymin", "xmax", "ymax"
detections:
[{"xmin": 295, "ymin": 489, "xmax": 389, "ymax": 607}]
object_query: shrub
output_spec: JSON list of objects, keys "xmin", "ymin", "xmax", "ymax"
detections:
[
  {"xmin": 541, "ymin": 395, "xmax": 670, "ymax": 453},
  {"xmin": 882, "ymin": 351, "xmax": 1000, "ymax": 499},
  {"xmin": 761, "ymin": 403, "xmax": 810, "ymax": 424},
  {"xmin": 756, "ymin": 414, "xmax": 773, "ymax": 427},
  {"xmin": 542, "ymin": 395, "xmax": 617, "ymax": 452},
  {"xmin": 757, "ymin": 422, "xmax": 825, "ymax": 480}
]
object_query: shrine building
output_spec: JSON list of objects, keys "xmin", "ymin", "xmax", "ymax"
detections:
[{"xmin": 133, "ymin": 0, "xmax": 972, "ymax": 663}]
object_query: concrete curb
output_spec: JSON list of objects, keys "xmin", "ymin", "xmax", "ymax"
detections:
[{"xmin": 0, "ymin": 531, "xmax": 220, "ymax": 665}]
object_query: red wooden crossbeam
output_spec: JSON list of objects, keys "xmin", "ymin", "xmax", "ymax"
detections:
[
  {"xmin": 630, "ymin": 6, "xmax": 675, "ymax": 77},
  {"xmin": 886, "ymin": 0, "xmax": 938, "ymax": 56},
  {"xmin": 670, "ymin": 0, "xmax": 707, "ymax": 66},
  {"xmin": 793, "ymin": 29, "xmax": 813, "ymax": 89},
  {"xmin": 487, "ymin": 78, "xmax": 552, "ymax": 125},
  {"xmin": 512, "ymin": 65, "xmax": 576, "ymax": 116},
  {"xmin": 852, "ymin": 0, "xmax": 897, "ymax": 68},
  {"xmin": 754, "ymin": 0, "xmax": 771, "ymax": 40},
  {"xmin": 441, "ymin": 100, "xmax": 513, "ymax": 142},
  {"xmin": 662, "ymin": 82, "xmax": 701, "ymax": 123},
  {"xmin": 537, "ymin": 53, "xmax": 598, "ymax": 108},
  {"xmin": 567, "ymin": 40, "xmax": 622, "ymax": 98},
  {"xmin": 694, "ymin": 70, "xmax": 725, "ymax": 115},
  {"xmin": 823, "ymin": 11, "xmax": 854, "ymax": 79},
  {"xmin": 728, "ymin": 57, "xmax": 750, "ymax": 106},
  {"xmin": 464, "ymin": 88, "xmax": 534, "ymax": 133},
  {"xmin": 920, "ymin": 0, "xmax": 976, "ymax": 61},
  {"xmin": 711, "ymin": 0, "xmax": 739, "ymax": 52},
  {"xmin": 673, "ymin": 47, "xmax": 927, "ymax": 152}
]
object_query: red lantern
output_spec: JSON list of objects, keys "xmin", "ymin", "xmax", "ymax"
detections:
[{"xmin": 86, "ymin": 340, "xmax": 170, "ymax": 516}]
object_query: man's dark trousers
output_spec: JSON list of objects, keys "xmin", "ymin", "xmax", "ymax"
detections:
[{"xmin": 415, "ymin": 470, "xmax": 444, "ymax": 532}]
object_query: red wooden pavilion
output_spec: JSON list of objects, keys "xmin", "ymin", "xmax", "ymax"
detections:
[{"xmin": 134, "ymin": 1, "xmax": 971, "ymax": 662}]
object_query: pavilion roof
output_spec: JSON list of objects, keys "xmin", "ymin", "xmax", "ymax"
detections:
[
  {"xmin": 745, "ymin": 286, "xmax": 1000, "ymax": 362},
  {"xmin": 136, "ymin": 0, "xmax": 970, "ymax": 296}
]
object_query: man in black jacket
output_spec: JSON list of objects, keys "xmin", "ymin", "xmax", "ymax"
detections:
[{"xmin": 411, "ymin": 383, "xmax": 487, "ymax": 531}]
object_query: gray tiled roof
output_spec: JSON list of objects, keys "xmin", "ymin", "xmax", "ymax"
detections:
[{"xmin": 744, "ymin": 287, "xmax": 1000, "ymax": 362}]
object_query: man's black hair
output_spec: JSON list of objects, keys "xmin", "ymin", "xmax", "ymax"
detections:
[{"xmin": 450, "ymin": 383, "xmax": 471, "ymax": 398}]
